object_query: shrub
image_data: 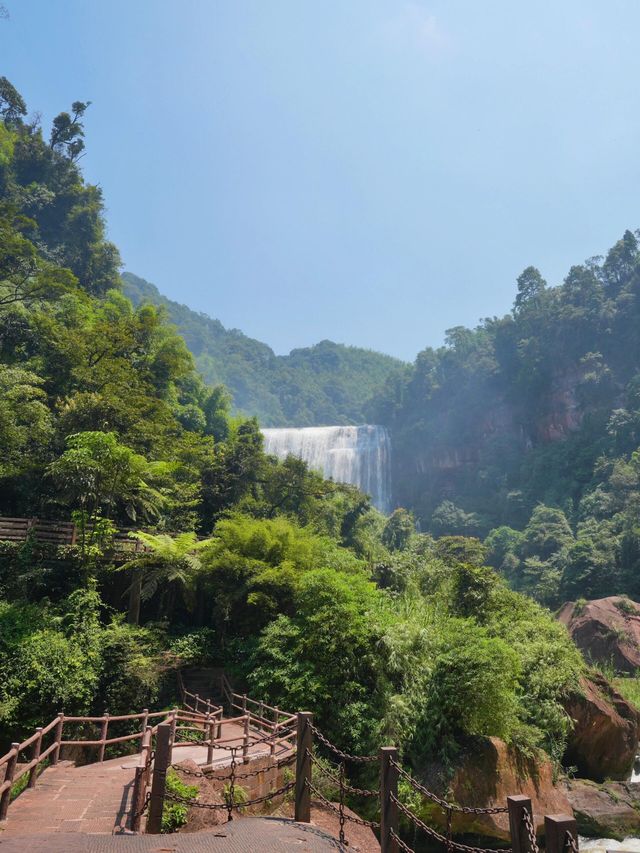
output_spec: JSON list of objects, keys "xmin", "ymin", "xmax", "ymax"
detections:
[{"xmin": 161, "ymin": 770, "xmax": 198, "ymax": 833}]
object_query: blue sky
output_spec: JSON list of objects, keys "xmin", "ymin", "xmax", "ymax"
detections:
[{"xmin": 2, "ymin": 1, "xmax": 639, "ymax": 361}]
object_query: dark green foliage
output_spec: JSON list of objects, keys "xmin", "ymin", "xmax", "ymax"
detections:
[
  {"xmin": 161, "ymin": 770, "xmax": 198, "ymax": 832},
  {"xmin": 382, "ymin": 508, "xmax": 415, "ymax": 551}
]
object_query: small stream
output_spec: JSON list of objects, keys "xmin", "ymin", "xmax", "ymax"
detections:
[{"xmin": 581, "ymin": 838, "xmax": 640, "ymax": 853}]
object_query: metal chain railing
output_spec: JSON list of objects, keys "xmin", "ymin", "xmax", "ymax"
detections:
[
  {"xmin": 304, "ymin": 778, "xmax": 380, "ymax": 829},
  {"xmin": 522, "ymin": 808, "xmax": 540, "ymax": 853},
  {"xmin": 565, "ymin": 833, "xmax": 579, "ymax": 853},
  {"xmin": 391, "ymin": 828, "xmax": 418, "ymax": 853},
  {"xmin": 164, "ymin": 780, "xmax": 295, "ymax": 812},
  {"xmin": 305, "ymin": 749, "xmax": 377, "ymax": 797},
  {"xmin": 172, "ymin": 758, "xmax": 293, "ymax": 782},
  {"xmin": 390, "ymin": 794, "xmax": 511, "ymax": 853},
  {"xmin": 132, "ymin": 790, "xmax": 151, "ymax": 820},
  {"xmin": 389, "ymin": 758, "xmax": 509, "ymax": 816},
  {"xmin": 305, "ymin": 720, "xmax": 378, "ymax": 764}
]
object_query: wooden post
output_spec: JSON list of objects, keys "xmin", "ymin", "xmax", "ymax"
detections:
[
  {"xmin": 147, "ymin": 722, "xmax": 172, "ymax": 834},
  {"xmin": 217, "ymin": 708, "xmax": 223, "ymax": 739},
  {"xmin": 295, "ymin": 712, "xmax": 313, "ymax": 823},
  {"xmin": 170, "ymin": 708, "xmax": 178, "ymax": 745},
  {"xmin": 28, "ymin": 728, "xmax": 43, "ymax": 788},
  {"xmin": 131, "ymin": 766, "xmax": 145, "ymax": 833},
  {"xmin": 243, "ymin": 713, "xmax": 250, "ymax": 763},
  {"xmin": 0, "ymin": 744, "xmax": 19, "ymax": 821},
  {"xmin": 99, "ymin": 713, "xmax": 109, "ymax": 762},
  {"xmin": 51, "ymin": 713, "xmax": 64, "ymax": 765},
  {"xmin": 271, "ymin": 706, "xmax": 280, "ymax": 757},
  {"xmin": 545, "ymin": 814, "xmax": 578, "ymax": 853},
  {"xmin": 195, "ymin": 694, "xmax": 200, "ymax": 714},
  {"xmin": 508, "ymin": 795, "xmax": 534, "ymax": 853},
  {"xmin": 140, "ymin": 709, "xmax": 149, "ymax": 750},
  {"xmin": 380, "ymin": 746, "xmax": 399, "ymax": 853},
  {"xmin": 206, "ymin": 714, "xmax": 214, "ymax": 766},
  {"xmin": 242, "ymin": 693, "xmax": 247, "ymax": 714}
]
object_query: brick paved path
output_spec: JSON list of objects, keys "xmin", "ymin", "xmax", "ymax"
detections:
[
  {"xmin": 0, "ymin": 817, "xmax": 346, "ymax": 851},
  {"xmin": 0, "ymin": 719, "xmax": 354, "ymax": 850},
  {"xmin": 0, "ymin": 719, "xmax": 292, "ymax": 838}
]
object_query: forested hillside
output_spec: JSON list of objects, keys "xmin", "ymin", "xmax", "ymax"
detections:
[
  {"xmin": 122, "ymin": 271, "xmax": 405, "ymax": 426},
  {"xmin": 370, "ymin": 235, "xmax": 640, "ymax": 606},
  {"xmin": 0, "ymin": 79, "xmax": 593, "ymax": 803}
]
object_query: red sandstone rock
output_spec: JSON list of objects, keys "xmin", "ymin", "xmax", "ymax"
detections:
[
  {"xmin": 563, "ymin": 674, "xmax": 640, "ymax": 782},
  {"xmin": 557, "ymin": 596, "xmax": 640, "ymax": 674},
  {"xmin": 423, "ymin": 737, "xmax": 573, "ymax": 841},
  {"xmin": 564, "ymin": 778, "xmax": 640, "ymax": 839}
]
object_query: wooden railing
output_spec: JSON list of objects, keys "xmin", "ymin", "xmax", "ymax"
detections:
[
  {"xmin": 0, "ymin": 708, "xmax": 173, "ymax": 823},
  {"xmin": 0, "ymin": 516, "xmax": 149, "ymax": 552},
  {"xmin": 0, "ymin": 679, "xmax": 296, "ymax": 830}
]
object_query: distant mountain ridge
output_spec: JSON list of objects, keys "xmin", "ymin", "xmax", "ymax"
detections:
[{"xmin": 122, "ymin": 272, "xmax": 406, "ymax": 426}]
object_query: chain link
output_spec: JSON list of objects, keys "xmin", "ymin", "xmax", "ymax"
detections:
[
  {"xmin": 131, "ymin": 790, "xmax": 151, "ymax": 819},
  {"xmin": 390, "ymin": 829, "xmax": 416, "ymax": 853},
  {"xmin": 338, "ymin": 760, "xmax": 346, "ymax": 846},
  {"xmin": 165, "ymin": 781, "xmax": 295, "ymax": 811},
  {"xmin": 390, "ymin": 794, "xmax": 510, "ymax": 853},
  {"xmin": 306, "ymin": 720, "xmax": 377, "ymax": 764},
  {"xmin": 304, "ymin": 779, "xmax": 380, "ymax": 829},
  {"xmin": 565, "ymin": 832, "xmax": 579, "ymax": 853},
  {"xmin": 227, "ymin": 747, "xmax": 237, "ymax": 821},
  {"xmin": 522, "ymin": 808, "xmax": 540, "ymax": 853},
  {"xmin": 389, "ymin": 758, "xmax": 509, "ymax": 815},
  {"xmin": 171, "ymin": 762, "xmax": 276, "ymax": 782},
  {"xmin": 306, "ymin": 749, "xmax": 378, "ymax": 798}
]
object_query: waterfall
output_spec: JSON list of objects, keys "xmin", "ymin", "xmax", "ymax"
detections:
[{"xmin": 261, "ymin": 425, "xmax": 392, "ymax": 513}]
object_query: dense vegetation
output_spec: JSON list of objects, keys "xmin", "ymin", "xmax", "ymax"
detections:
[
  {"xmin": 369, "ymin": 235, "xmax": 640, "ymax": 606},
  {"xmin": 0, "ymin": 79, "xmax": 585, "ymax": 786},
  {"xmin": 123, "ymin": 272, "xmax": 405, "ymax": 427}
]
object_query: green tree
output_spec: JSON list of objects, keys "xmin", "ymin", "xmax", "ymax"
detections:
[
  {"xmin": 514, "ymin": 266, "xmax": 547, "ymax": 313},
  {"xmin": 50, "ymin": 100, "xmax": 91, "ymax": 161},
  {"xmin": 249, "ymin": 568, "xmax": 383, "ymax": 754},
  {"xmin": 47, "ymin": 431, "xmax": 164, "ymax": 527},
  {"xmin": 118, "ymin": 531, "xmax": 212, "ymax": 625},
  {"xmin": 382, "ymin": 508, "xmax": 415, "ymax": 551},
  {"xmin": 521, "ymin": 505, "xmax": 573, "ymax": 561},
  {"xmin": 0, "ymin": 77, "xmax": 26, "ymax": 125}
]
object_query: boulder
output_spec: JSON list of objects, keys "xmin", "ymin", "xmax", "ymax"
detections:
[
  {"xmin": 422, "ymin": 737, "xmax": 572, "ymax": 841},
  {"xmin": 563, "ymin": 674, "xmax": 640, "ymax": 782},
  {"xmin": 565, "ymin": 778, "xmax": 640, "ymax": 839},
  {"xmin": 557, "ymin": 596, "xmax": 640, "ymax": 673}
]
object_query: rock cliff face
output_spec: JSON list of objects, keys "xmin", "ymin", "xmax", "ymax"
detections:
[
  {"xmin": 565, "ymin": 779, "xmax": 640, "ymax": 839},
  {"xmin": 389, "ymin": 361, "xmax": 600, "ymax": 527},
  {"xmin": 563, "ymin": 674, "xmax": 640, "ymax": 782},
  {"xmin": 422, "ymin": 737, "xmax": 572, "ymax": 841},
  {"xmin": 558, "ymin": 597, "xmax": 640, "ymax": 674}
]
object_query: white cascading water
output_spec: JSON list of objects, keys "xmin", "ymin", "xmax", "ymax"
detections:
[{"xmin": 262, "ymin": 425, "xmax": 392, "ymax": 514}]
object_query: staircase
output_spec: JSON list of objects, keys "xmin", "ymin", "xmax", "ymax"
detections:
[{"xmin": 179, "ymin": 666, "xmax": 230, "ymax": 706}]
